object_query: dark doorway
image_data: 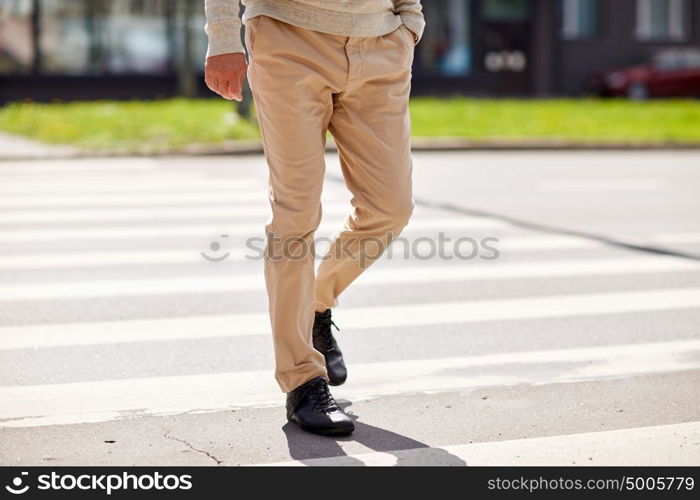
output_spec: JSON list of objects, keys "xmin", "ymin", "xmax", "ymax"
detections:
[{"xmin": 476, "ymin": 0, "xmax": 533, "ymax": 95}]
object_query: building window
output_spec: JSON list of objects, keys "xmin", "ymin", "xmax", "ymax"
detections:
[
  {"xmin": 0, "ymin": 0, "xmax": 34, "ymax": 74},
  {"xmin": 38, "ymin": 0, "xmax": 173, "ymax": 75},
  {"xmin": 482, "ymin": 0, "xmax": 529, "ymax": 21},
  {"xmin": 636, "ymin": 0, "xmax": 687, "ymax": 41},
  {"xmin": 561, "ymin": 0, "xmax": 599, "ymax": 39},
  {"xmin": 418, "ymin": 0, "xmax": 472, "ymax": 76}
]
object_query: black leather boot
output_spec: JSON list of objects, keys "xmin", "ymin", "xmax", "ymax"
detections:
[
  {"xmin": 286, "ymin": 376, "xmax": 354, "ymax": 436},
  {"xmin": 313, "ymin": 309, "xmax": 347, "ymax": 386}
]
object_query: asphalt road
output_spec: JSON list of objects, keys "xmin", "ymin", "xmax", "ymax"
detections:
[{"xmin": 1, "ymin": 151, "xmax": 699, "ymax": 466}]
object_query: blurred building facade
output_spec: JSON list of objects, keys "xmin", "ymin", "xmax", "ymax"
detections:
[{"xmin": 0, "ymin": 0, "xmax": 698, "ymax": 101}]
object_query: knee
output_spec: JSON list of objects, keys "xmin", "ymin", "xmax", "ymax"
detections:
[
  {"xmin": 268, "ymin": 204, "xmax": 321, "ymax": 239},
  {"xmin": 265, "ymin": 211, "xmax": 319, "ymax": 262},
  {"xmin": 381, "ymin": 197, "xmax": 414, "ymax": 232},
  {"xmin": 399, "ymin": 199, "xmax": 415, "ymax": 226}
]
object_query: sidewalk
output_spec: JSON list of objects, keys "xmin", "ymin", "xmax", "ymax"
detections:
[
  {"xmin": 0, "ymin": 131, "xmax": 79, "ymax": 160},
  {"xmin": 1, "ymin": 133, "xmax": 699, "ymax": 161}
]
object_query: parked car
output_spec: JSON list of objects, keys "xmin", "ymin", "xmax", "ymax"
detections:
[{"xmin": 594, "ymin": 48, "xmax": 700, "ymax": 99}]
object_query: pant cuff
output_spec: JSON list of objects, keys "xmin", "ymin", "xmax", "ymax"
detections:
[
  {"xmin": 314, "ymin": 299, "xmax": 337, "ymax": 312},
  {"xmin": 276, "ymin": 366, "xmax": 328, "ymax": 393}
]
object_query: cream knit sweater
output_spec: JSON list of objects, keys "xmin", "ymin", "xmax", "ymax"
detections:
[{"xmin": 204, "ymin": 0, "xmax": 425, "ymax": 57}]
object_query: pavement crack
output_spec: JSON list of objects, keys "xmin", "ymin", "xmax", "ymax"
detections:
[
  {"xmin": 163, "ymin": 431, "xmax": 223, "ymax": 465},
  {"xmin": 325, "ymin": 173, "xmax": 700, "ymax": 262}
]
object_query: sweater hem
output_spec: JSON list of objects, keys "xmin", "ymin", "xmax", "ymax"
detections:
[{"xmin": 242, "ymin": 1, "xmax": 404, "ymax": 38}]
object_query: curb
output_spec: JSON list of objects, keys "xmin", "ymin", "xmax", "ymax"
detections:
[{"xmin": 2, "ymin": 138, "xmax": 700, "ymax": 161}]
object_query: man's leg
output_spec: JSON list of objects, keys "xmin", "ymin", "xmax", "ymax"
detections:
[
  {"xmin": 246, "ymin": 16, "xmax": 344, "ymax": 393},
  {"xmin": 247, "ymin": 15, "xmax": 355, "ymax": 435},
  {"xmin": 315, "ymin": 26, "xmax": 415, "ymax": 312}
]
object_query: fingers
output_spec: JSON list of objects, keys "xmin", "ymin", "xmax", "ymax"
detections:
[
  {"xmin": 220, "ymin": 79, "xmax": 235, "ymax": 101},
  {"xmin": 228, "ymin": 74, "xmax": 243, "ymax": 102},
  {"xmin": 204, "ymin": 53, "xmax": 247, "ymax": 101},
  {"xmin": 206, "ymin": 75, "xmax": 234, "ymax": 100},
  {"xmin": 205, "ymin": 75, "xmax": 223, "ymax": 98},
  {"xmin": 204, "ymin": 74, "xmax": 216, "ymax": 94}
]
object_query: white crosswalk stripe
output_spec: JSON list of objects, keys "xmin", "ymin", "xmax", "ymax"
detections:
[
  {"xmin": 2, "ymin": 232, "xmax": 698, "ymax": 270},
  {"xmin": 536, "ymin": 178, "xmax": 664, "ymax": 192},
  {"xmin": 257, "ymin": 422, "xmax": 700, "ymax": 466},
  {"xmin": 1, "ymin": 258, "xmax": 698, "ymax": 302},
  {"xmin": 1, "ymin": 160, "xmax": 699, "ymax": 466},
  {"xmin": 0, "ymin": 191, "xmax": 273, "ymax": 208},
  {"xmin": 2, "ymin": 340, "xmax": 698, "ymax": 428},
  {"xmin": 2, "ymin": 178, "xmax": 263, "ymax": 194},
  {"xmin": 0, "ymin": 205, "xmax": 453, "ymax": 224},
  {"xmin": 0, "ymin": 216, "xmax": 498, "ymax": 242},
  {"xmin": 0, "ymin": 204, "xmax": 333, "ymax": 224},
  {"xmin": 0, "ymin": 158, "xmax": 164, "ymax": 174},
  {"xmin": 2, "ymin": 287, "xmax": 700, "ymax": 349}
]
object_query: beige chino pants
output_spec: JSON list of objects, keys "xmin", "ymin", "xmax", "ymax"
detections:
[{"xmin": 245, "ymin": 15, "xmax": 415, "ymax": 393}]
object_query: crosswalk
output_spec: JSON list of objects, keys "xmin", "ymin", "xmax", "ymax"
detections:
[{"xmin": 1, "ymin": 155, "xmax": 699, "ymax": 466}]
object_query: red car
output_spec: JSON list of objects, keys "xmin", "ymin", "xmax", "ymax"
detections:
[{"xmin": 596, "ymin": 48, "xmax": 700, "ymax": 99}]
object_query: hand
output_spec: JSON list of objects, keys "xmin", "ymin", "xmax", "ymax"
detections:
[
  {"xmin": 402, "ymin": 25, "xmax": 418, "ymax": 44},
  {"xmin": 205, "ymin": 53, "xmax": 248, "ymax": 101}
]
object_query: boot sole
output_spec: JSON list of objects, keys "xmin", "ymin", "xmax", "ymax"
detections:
[{"xmin": 289, "ymin": 418, "xmax": 354, "ymax": 436}]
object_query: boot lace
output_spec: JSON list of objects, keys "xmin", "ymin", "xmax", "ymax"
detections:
[
  {"xmin": 309, "ymin": 379, "xmax": 339, "ymax": 413},
  {"xmin": 314, "ymin": 313, "xmax": 339, "ymax": 351}
]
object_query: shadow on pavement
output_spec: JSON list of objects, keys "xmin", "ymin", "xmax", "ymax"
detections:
[{"xmin": 282, "ymin": 401, "xmax": 467, "ymax": 466}]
